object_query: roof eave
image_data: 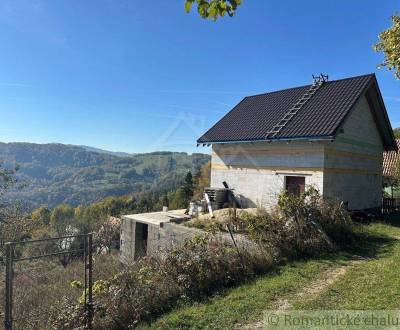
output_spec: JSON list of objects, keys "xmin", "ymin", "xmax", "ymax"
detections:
[{"xmin": 197, "ymin": 135, "xmax": 335, "ymax": 145}]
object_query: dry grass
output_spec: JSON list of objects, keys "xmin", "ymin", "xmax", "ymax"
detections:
[{"xmin": 0, "ymin": 252, "xmax": 121, "ymax": 329}]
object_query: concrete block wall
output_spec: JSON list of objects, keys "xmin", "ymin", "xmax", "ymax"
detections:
[
  {"xmin": 210, "ymin": 95, "xmax": 384, "ymax": 210},
  {"xmin": 325, "ymin": 95, "xmax": 383, "ymax": 209},
  {"xmin": 145, "ymin": 223, "xmax": 202, "ymax": 255},
  {"xmin": 120, "ymin": 219, "xmax": 206, "ymax": 261},
  {"xmin": 120, "ymin": 218, "xmax": 258, "ymax": 261},
  {"xmin": 211, "ymin": 141, "xmax": 325, "ymax": 207},
  {"xmin": 120, "ymin": 217, "xmax": 136, "ymax": 261},
  {"xmin": 146, "ymin": 224, "xmax": 160, "ymax": 256},
  {"xmin": 323, "ymin": 172, "xmax": 381, "ymax": 209}
]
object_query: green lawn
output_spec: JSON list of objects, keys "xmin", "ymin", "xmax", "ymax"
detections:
[
  {"xmin": 295, "ymin": 223, "xmax": 400, "ymax": 310},
  {"xmin": 139, "ymin": 221, "xmax": 400, "ymax": 330}
]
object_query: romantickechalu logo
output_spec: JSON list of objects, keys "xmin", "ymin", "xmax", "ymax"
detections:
[{"xmin": 263, "ymin": 310, "xmax": 400, "ymax": 329}]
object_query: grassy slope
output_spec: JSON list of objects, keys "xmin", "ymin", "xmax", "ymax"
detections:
[
  {"xmin": 139, "ymin": 222, "xmax": 400, "ymax": 330},
  {"xmin": 295, "ymin": 223, "xmax": 400, "ymax": 310}
]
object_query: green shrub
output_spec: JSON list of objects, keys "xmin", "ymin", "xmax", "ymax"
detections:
[
  {"xmin": 90, "ymin": 257, "xmax": 180, "ymax": 329},
  {"xmin": 54, "ymin": 235, "xmax": 265, "ymax": 329},
  {"xmin": 51, "ymin": 187, "xmax": 353, "ymax": 329},
  {"xmin": 242, "ymin": 187, "xmax": 354, "ymax": 260},
  {"xmin": 164, "ymin": 236, "xmax": 251, "ymax": 299},
  {"xmin": 318, "ymin": 199, "xmax": 354, "ymax": 245}
]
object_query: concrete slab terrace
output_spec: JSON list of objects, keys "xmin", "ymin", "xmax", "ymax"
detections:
[
  {"xmin": 120, "ymin": 208, "xmax": 258, "ymax": 262},
  {"xmin": 120, "ymin": 209, "xmax": 192, "ymax": 261},
  {"xmin": 122, "ymin": 209, "xmax": 188, "ymax": 226}
]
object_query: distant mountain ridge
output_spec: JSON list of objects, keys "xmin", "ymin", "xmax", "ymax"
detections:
[
  {"xmin": 0, "ymin": 142, "xmax": 210, "ymax": 208},
  {"xmin": 77, "ymin": 145, "xmax": 134, "ymax": 158}
]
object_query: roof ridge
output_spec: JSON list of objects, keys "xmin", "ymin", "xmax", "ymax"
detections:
[
  {"xmin": 326, "ymin": 72, "xmax": 375, "ymax": 83},
  {"xmin": 246, "ymin": 73, "xmax": 375, "ymax": 99},
  {"xmin": 246, "ymin": 84, "xmax": 311, "ymax": 98}
]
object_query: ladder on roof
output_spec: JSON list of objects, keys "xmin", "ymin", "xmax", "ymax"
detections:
[{"xmin": 265, "ymin": 74, "xmax": 328, "ymax": 140}]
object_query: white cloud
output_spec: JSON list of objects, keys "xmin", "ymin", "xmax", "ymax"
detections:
[{"xmin": 0, "ymin": 83, "xmax": 32, "ymax": 88}]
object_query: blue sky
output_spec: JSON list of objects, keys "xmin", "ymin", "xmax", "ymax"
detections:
[{"xmin": 0, "ymin": 0, "xmax": 398, "ymax": 154}]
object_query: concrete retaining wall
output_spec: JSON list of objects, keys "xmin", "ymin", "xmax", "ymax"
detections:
[{"xmin": 121, "ymin": 217, "xmax": 256, "ymax": 262}]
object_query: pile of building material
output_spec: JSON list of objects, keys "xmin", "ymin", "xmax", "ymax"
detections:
[
  {"xmin": 196, "ymin": 208, "xmax": 257, "ymax": 223},
  {"xmin": 120, "ymin": 183, "xmax": 249, "ymax": 261}
]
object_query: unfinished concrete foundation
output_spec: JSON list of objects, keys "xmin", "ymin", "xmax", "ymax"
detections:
[
  {"xmin": 120, "ymin": 209, "xmax": 198, "ymax": 261},
  {"xmin": 120, "ymin": 209, "xmax": 257, "ymax": 262}
]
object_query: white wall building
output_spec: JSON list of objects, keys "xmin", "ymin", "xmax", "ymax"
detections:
[{"xmin": 198, "ymin": 74, "xmax": 396, "ymax": 210}]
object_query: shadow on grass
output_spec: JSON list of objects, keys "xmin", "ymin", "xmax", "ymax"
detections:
[
  {"xmin": 190, "ymin": 226, "xmax": 398, "ymax": 301},
  {"xmin": 316, "ymin": 225, "xmax": 398, "ymax": 266},
  {"xmin": 268, "ymin": 223, "xmax": 399, "ymax": 280},
  {"xmin": 352, "ymin": 230, "xmax": 397, "ymax": 257},
  {"xmin": 381, "ymin": 212, "xmax": 400, "ymax": 228}
]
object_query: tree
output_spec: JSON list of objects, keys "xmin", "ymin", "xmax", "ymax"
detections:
[
  {"xmin": 95, "ymin": 216, "xmax": 121, "ymax": 253},
  {"xmin": 0, "ymin": 160, "xmax": 21, "ymax": 256},
  {"xmin": 0, "ymin": 161, "xmax": 19, "ymax": 231},
  {"xmin": 50, "ymin": 204, "xmax": 75, "ymax": 236},
  {"xmin": 193, "ymin": 161, "xmax": 211, "ymax": 199},
  {"xmin": 0, "ymin": 161, "xmax": 19, "ymax": 196},
  {"xmin": 374, "ymin": 15, "xmax": 400, "ymax": 79},
  {"xmin": 393, "ymin": 127, "xmax": 400, "ymax": 139},
  {"xmin": 185, "ymin": 0, "xmax": 242, "ymax": 20},
  {"xmin": 0, "ymin": 204, "xmax": 35, "ymax": 245},
  {"xmin": 168, "ymin": 188, "xmax": 188, "ymax": 210},
  {"xmin": 162, "ymin": 194, "xmax": 169, "ymax": 206},
  {"xmin": 167, "ymin": 172, "xmax": 195, "ymax": 210},
  {"xmin": 182, "ymin": 171, "xmax": 194, "ymax": 203},
  {"xmin": 79, "ymin": 203, "xmax": 108, "ymax": 233},
  {"xmin": 31, "ymin": 206, "xmax": 51, "ymax": 226}
]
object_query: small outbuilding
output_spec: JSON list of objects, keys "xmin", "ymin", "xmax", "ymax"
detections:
[
  {"xmin": 120, "ymin": 209, "xmax": 197, "ymax": 260},
  {"xmin": 198, "ymin": 74, "xmax": 397, "ymax": 211}
]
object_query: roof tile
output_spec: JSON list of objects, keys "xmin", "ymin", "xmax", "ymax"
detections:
[
  {"xmin": 198, "ymin": 74, "xmax": 374, "ymax": 143},
  {"xmin": 383, "ymin": 139, "xmax": 400, "ymax": 176}
]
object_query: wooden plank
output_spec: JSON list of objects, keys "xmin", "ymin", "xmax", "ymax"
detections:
[{"xmin": 204, "ymin": 193, "xmax": 214, "ymax": 218}]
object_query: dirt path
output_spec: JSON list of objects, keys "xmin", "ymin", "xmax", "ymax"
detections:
[{"xmin": 235, "ymin": 257, "xmax": 368, "ymax": 329}]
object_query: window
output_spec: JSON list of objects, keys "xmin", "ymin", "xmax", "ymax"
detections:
[{"xmin": 285, "ymin": 176, "xmax": 305, "ymax": 196}]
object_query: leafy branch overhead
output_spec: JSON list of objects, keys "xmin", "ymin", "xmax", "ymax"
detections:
[
  {"xmin": 185, "ymin": 0, "xmax": 242, "ymax": 20},
  {"xmin": 374, "ymin": 15, "xmax": 400, "ymax": 79}
]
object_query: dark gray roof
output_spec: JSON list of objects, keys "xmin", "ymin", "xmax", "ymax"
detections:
[{"xmin": 197, "ymin": 74, "xmax": 396, "ymax": 150}]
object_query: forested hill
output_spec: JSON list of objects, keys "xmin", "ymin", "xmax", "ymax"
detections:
[{"xmin": 0, "ymin": 142, "xmax": 210, "ymax": 208}]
